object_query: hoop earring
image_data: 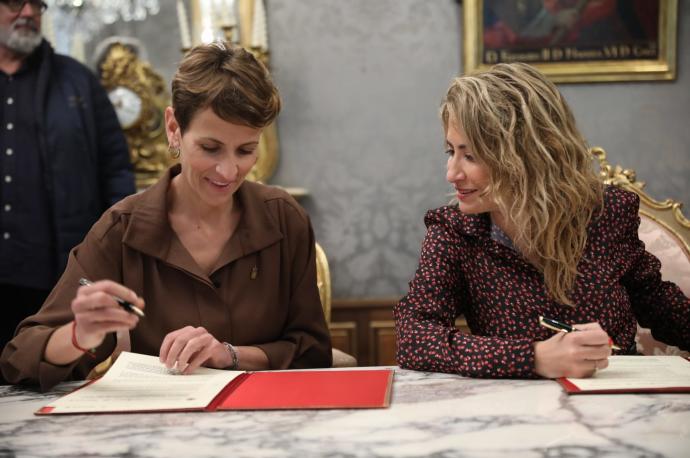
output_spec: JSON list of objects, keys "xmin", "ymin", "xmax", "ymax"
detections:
[{"xmin": 169, "ymin": 144, "xmax": 181, "ymax": 159}]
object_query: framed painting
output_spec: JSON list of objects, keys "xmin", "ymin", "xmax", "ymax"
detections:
[{"xmin": 463, "ymin": 0, "xmax": 678, "ymax": 82}]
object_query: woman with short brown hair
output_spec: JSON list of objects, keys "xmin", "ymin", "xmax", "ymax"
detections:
[{"xmin": 1, "ymin": 42, "xmax": 331, "ymax": 390}]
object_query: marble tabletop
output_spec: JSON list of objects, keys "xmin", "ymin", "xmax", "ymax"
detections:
[{"xmin": 1, "ymin": 368, "xmax": 689, "ymax": 458}]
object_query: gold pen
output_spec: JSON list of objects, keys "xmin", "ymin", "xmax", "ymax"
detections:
[
  {"xmin": 539, "ymin": 315, "xmax": 620, "ymax": 350},
  {"xmin": 79, "ymin": 278, "xmax": 145, "ymax": 318}
]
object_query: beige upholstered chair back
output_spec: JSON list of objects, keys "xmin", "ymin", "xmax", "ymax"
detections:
[{"xmin": 592, "ymin": 147, "xmax": 690, "ymax": 356}]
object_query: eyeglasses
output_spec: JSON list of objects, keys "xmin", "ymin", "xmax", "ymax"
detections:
[{"xmin": 0, "ymin": 0, "xmax": 48, "ymax": 13}]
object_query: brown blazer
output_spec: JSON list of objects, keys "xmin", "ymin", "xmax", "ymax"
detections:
[{"xmin": 1, "ymin": 165, "xmax": 332, "ymax": 390}]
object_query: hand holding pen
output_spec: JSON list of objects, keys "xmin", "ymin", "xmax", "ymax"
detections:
[
  {"xmin": 69, "ymin": 279, "xmax": 145, "ymax": 352},
  {"xmin": 79, "ymin": 278, "xmax": 145, "ymax": 317},
  {"xmin": 539, "ymin": 316, "xmax": 621, "ymax": 350},
  {"xmin": 533, "ymin": 316, "xmax": 615, "ymax": 379}
]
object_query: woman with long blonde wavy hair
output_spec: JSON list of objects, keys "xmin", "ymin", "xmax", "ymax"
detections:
[{"xmin": 395, "ymin": 62, "xmax": 690, "ymax": 379}]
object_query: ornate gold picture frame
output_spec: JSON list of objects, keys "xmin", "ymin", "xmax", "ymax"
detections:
[{"xmin": 463, "ymin": 0, "xmax": 677, "ymax": 83}]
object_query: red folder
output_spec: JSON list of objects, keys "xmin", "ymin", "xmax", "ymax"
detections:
[
  {"xmin": 36, "ymin": 369, "xmax": 394, "ymax": 415},
  {"xmin": 209, "ymin": 370, "xmax": 393, "ymax": 410},
  {"xmin": 557, "ymin": 377, "xmax": 690, "ymax": 395}
]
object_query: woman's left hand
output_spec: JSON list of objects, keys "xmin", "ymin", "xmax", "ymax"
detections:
[{"xmin": 159, "ymin": 326, "xmax": 232, "ymax": 374}]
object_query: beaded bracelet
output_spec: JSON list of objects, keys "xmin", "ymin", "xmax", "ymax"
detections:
[
  {"xmin": 71, "ymin": 321, "xmax": 97, "ymax": 358},
  {"xmin": 222, "ymin": 342, "xmax": 239, "ymax": 370}
]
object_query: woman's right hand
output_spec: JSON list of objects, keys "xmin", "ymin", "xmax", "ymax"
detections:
[
  {"xmin": 70, "ymin": 280, "xmax": 145, "ymax": 350},
  {"xmin": 533, "ymin": 322, "xmax": 613, "ymax": 379}
]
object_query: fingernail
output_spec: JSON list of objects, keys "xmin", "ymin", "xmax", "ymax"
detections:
[{"xmin": 608, "ymin": 337, "xmax": 613, "ymax": 347}]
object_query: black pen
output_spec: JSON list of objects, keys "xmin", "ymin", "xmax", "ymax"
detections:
[
  {"xmin": 539, "ymin": 315, "xmax": 620, "ymax": 350},
  {"xmin": 79, "ymin": 278, "xmax": 145, "ymax": 317}
]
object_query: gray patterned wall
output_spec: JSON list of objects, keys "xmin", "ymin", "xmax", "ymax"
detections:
[
  {"xmin": 87, "ymin": 0, "xmax": 690, "ymax": 300},
  {"xmin": 268, "ymin": 0, "xmax": 459, "ymax": 299}
]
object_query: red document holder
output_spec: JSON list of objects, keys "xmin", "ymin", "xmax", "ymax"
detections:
[
  {"xmin": 557, "ymin": 377, "xmax": 690, "ymax": 395},
  {"xmin": 209, "ymin": 369, "xmax": 394, "ymax": 410}
]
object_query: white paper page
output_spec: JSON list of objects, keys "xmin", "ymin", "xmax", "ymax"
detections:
[
  {"xmin": 46, "ymin": 352, "xmax": 242, "ymax": 413},
  {"xmin": 567, "ymin": 355, "xmax": 690, "ymax": 391}
]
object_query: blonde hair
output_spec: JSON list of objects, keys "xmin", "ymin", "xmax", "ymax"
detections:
[{"xmin": 441, "ymin": 63, "xmax": 603, "ymax": 306}]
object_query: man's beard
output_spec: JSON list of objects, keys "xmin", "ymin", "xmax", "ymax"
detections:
[{"xmin": 0, "ymin": 18, "xmax": 42, "ymax": 55}]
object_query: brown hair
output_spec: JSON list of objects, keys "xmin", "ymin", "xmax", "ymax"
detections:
[
  {"xmin": 171, "ymin": 41, "xmax": 281, "ymax": 132},
  {"xmin": 441, "ymin": 62, "xmax": 603, "ymax": 306}
]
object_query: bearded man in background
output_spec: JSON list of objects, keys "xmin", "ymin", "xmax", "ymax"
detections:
[{"xmin": 0, "ymin": 0, "xmax": 135, "ymax": 382}]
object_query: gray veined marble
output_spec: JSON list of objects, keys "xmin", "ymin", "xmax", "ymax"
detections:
[{"xmin": 1, "ymin": 368, "xmax": 689, "ymax": 457}]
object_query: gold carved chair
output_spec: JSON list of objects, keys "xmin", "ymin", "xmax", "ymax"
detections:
[
  {"xmin": 315, "ymin": 243, "xmax": 358, "ymax": 367},
  {"xmin": 592, "ymin": 147, "xmax": 690, "ymax": 357}
]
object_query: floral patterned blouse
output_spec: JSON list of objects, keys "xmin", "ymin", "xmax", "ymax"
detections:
[{"xmin": 394, "ymin": 186, "xmax": 690, "ymax": 378}]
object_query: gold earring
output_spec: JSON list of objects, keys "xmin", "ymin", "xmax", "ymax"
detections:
[{"xmin": 169, "ymin": 144, "xmax": 181, "ymax": 159}]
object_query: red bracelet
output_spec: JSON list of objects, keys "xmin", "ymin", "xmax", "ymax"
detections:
[{"xmin": 71, "ymin": 321, "xmax": 97, "ymax": 358}]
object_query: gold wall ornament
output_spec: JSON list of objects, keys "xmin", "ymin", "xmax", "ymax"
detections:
[
  {"xmin": 246, "ymin": 121, "xmax": 279, "ymax": 182},
  {"xmin": 99, "ymin": 43, "xmax": 174, "ymax": 190},
  {"xmin": 591, "ymin": 146, "xmax": 690, "ymax": 255}
]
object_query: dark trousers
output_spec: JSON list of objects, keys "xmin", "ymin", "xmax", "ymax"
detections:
[{"xmin": 0, "ymin": 284, "xmax": 49, "ymax": 384}]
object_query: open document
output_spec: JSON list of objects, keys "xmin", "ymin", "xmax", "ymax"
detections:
[
  {"xmin": 559, "ymin": 355, "xmax": 690, "ymax": 394},
  {"xmin": 39, "ymin": 351, "xmax": 242, "ymax": 414},
  {"xmin": 37, "ymin": 352, "xmax": 394, "ymax": 415}
]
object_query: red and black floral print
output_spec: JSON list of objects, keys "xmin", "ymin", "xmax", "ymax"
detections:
[{"xmin": 395, "ymin": 186, "xmax": 690, "ymax": 378}]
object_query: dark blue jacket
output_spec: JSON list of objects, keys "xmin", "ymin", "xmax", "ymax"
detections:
[{"xmin": 35, "ymin": 40, "xmax": 135, "ymax": 277}]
